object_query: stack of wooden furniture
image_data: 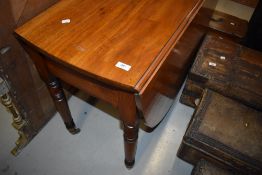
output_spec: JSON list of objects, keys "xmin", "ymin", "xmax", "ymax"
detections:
[
  {"xmin": 177, "ymin": 1, "xmax": 262, "ymax": 174},
  {"xmin": 178, "ymin": 35, "xmax": 262, "ymax": 174},
  {"xmin": 178, "ymin": 22, "xmax": 262, "ymax": 175}
]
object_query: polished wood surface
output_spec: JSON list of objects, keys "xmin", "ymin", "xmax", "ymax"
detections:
[
  {"xmin": 15, "ymin": 0, "xmax": 203, "ymax": 91},
  {"xmin": 15, "ymin": 0, "xmax": 204, "ymax": 168}
]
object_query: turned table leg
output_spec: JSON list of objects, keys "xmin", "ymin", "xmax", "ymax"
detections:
[
  {"xmin": 21, "ymin": 44, "xmax": 80, "ymax": 135},
  {"xmin": 47, "ymin": 77, "xmax": 80, "ymax": 134},
  {"xmin": 123, "ymin": 121, "xmax": 139, "ymax": 168},
  {"xmin": 118, "ymin": 92, "xmax": 139, "ymax": 168}
]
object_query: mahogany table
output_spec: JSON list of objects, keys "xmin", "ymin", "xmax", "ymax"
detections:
[{"xmin": 15, "ymin": 0, "xmax": 203, "ymax": 168}]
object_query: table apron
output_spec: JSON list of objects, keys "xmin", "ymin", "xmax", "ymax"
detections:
[{"xmin": 46, "ymin": 60, "xmax": 121, "ymax": 108}]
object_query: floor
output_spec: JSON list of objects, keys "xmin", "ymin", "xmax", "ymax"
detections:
[{"xmin": 0, "ymin": 90, "xmax": 194, "ymax": 175}]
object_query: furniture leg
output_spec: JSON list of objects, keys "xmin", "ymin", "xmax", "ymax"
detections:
[
  {"xmin": 123, "ymin": 121, "xmax": 139, "ymax": 168},
  {"xmin": 118, "ymin": 92, "xmax": 139, "ymax": 168},
  {"xmin": 20, "ymin": 43, "xmax": 80, "ymax": 135},
  {"xmin": 0, "ymin": 77, "xmax": 28, "ymax": 155},
  {"xmin": 47, "ymin": 77, "xmax": 80, "ymax": 134}
]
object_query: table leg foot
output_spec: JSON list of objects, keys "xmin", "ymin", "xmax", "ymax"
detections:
[
  {"xmin": 125, "ymin": 159, "xmax": 135, "ymax": 169},
  {"xmin": 67, "ymin": 127, "xmax": 81, "ymax": 135},
  {"xmin": 65, "ymin": 119, "xmax": 80, "ymax": 135}
]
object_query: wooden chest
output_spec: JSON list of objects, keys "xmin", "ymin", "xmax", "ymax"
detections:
[
  {"xmin": 192, "ymin": 159, "xmax": 237, "ymax": 175},
  {"xmin": 178, "ymin": 89, "xmax": 262, "ymax": 174},
  {"xmin": 180, "ymin": 34, "xmax": 262, "ymax": 110}
]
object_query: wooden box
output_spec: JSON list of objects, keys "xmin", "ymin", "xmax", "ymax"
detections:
[
  {"xmin": 178, "ymin": 89, "xmax": 262, "ymax": 174},
  {"xmin": 192, "ymin": 159, "xmax": 237, "ymax": 175},
  {"xmin": 180, "ymin": 34, "xmax": 262, "ymax": 110}
]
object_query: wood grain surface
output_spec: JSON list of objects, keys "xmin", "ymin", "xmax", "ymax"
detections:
[{"xmin": 15, "ymin": 0, "xmax": 203, "ymax": 92}]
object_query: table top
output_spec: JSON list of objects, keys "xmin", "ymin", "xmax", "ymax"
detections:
[{"xmin": 15, "ymin": 0, "xmax": 203, "ymax": 92}]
